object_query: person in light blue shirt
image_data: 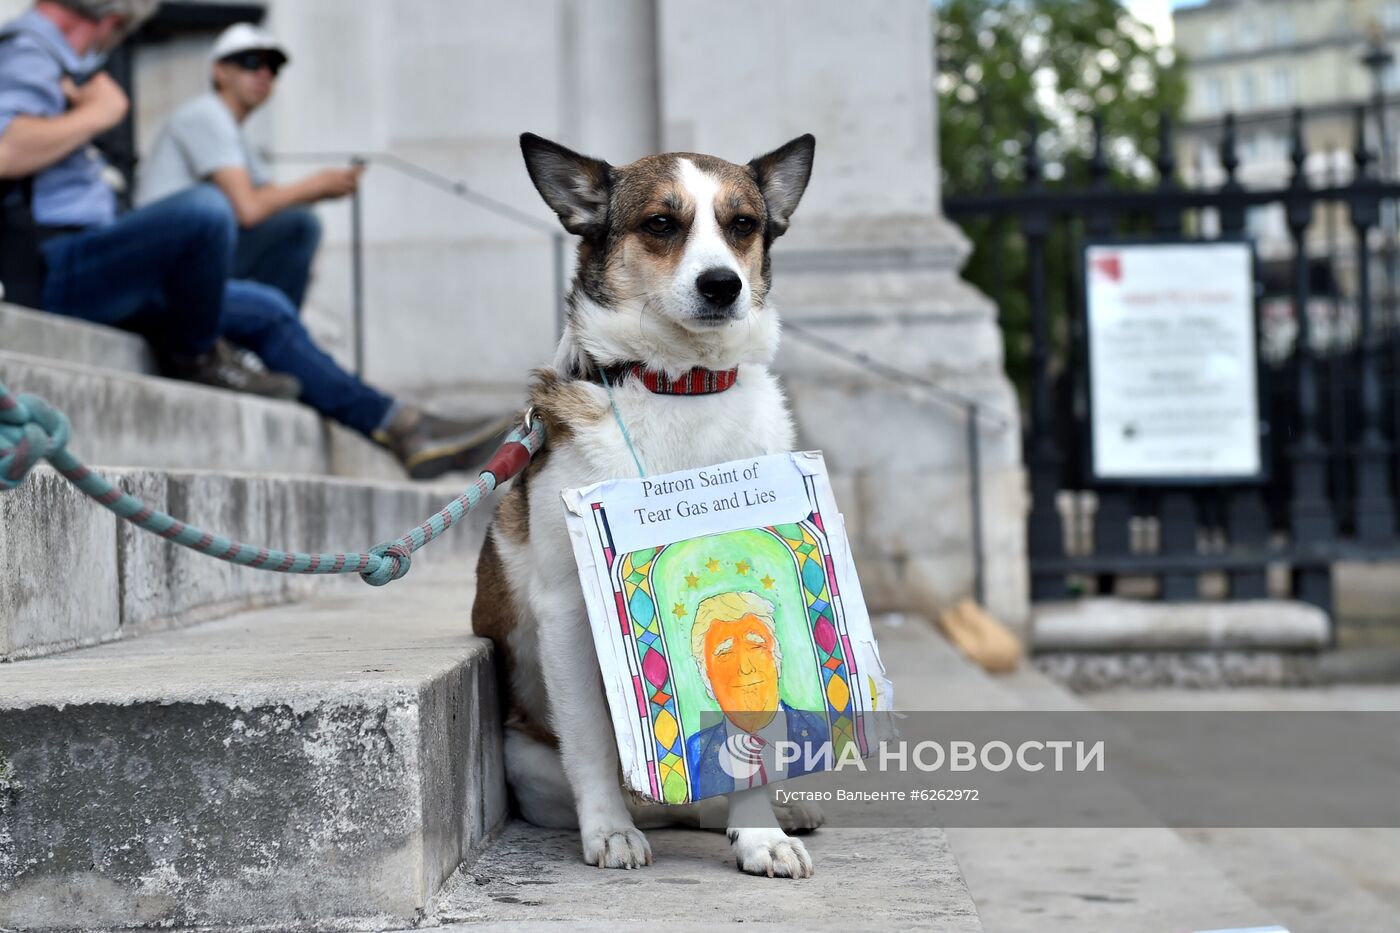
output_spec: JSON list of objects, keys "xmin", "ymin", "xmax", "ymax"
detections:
[
  {"xmin": 0, "ymin": 5, "xmax": 123, "ymax": 227},
  {"xmin": 0, "ymin": 1, "xmax": 511, "ymax": 479}
]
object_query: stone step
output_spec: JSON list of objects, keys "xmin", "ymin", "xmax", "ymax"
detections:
[
  {"xmin": 0, "ymin": 349, "xmax": 405, "ymax": 479},
  {"xmin": 0, "ymin": 302, "xmax": 155, "ymax": 375},
  {"xmin": 0, "ymin": 464, "xmax": 490, "ymax": 661},
  {"xmin": 0, "ymin": 571, "xmax": 505, "ymax": 932},
  {"xmin": 1032, "ymin": 598, "xmax": 1331, "ymax": 651}
]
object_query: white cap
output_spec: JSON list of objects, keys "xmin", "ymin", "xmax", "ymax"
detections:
[{"xmin": 209, "ymin": 22, "xmax": 289, "ymax": 66}]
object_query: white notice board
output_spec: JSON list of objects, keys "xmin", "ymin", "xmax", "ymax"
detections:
[{"xmin": 1085, "ymin": 241, "xmax": 1264, "ymax": 483}]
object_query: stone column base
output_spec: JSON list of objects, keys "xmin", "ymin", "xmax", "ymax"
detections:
[{"xmin": 771, "ymin": 214, "xmax": 1029, "ymax": 632}]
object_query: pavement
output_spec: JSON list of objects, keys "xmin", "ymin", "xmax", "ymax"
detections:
[
  {"xmin": 416, "ymin": 822, "xmax": 983, "ymax": 932},
  {"xmin": 1085, "ymin": 685, "xmax": 1400, "ymax": 933}
]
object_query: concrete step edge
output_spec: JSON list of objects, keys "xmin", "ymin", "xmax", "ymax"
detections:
[
  {"xmin": 0, "ymin": 572, "xmax": 505, "ymax": 931},
  {"xmin": 1032, "ymin": 597, "xmax": 1331, "ymax": 652},
  {"xmin": 0, "ymin": 347, "xmax": 405, "ymax": 480},
  {"xmin": 1, "ymin": 464, "xmax": 492, "ymax": 661},
  {"xmin": 0, "ymin": 302, "xmax": 155, "ymax": 375}
]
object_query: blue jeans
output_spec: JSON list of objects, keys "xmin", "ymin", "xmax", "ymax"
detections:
[
  {"xmin": 41, "ymin": 185, "xmax": 394, "ymax": 437},
  {"xmin": 41, "ymin": 184, "xmax": 230, "ymax": 357},
  {"xmin": 234, "ymin": 207, "xmax": 320, "ymax": 310},
  {"xmin": 221, "ymin": 279, "xmax": 393, "ymax": 435}
]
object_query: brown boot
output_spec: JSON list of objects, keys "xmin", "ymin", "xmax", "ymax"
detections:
[
  {"xmin": 374, "ymin": 406, "xmax": 514, "ymax": 480},
  {"xmin": 161, "ymin": 339, "xmax": 301, "ymax": 400}
]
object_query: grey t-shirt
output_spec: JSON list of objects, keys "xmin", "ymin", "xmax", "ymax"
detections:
[{"xmin": 136, "ymin": 92, "xmax": 268, "ymax": 207}]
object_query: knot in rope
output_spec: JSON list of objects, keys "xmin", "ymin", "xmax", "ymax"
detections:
[
  {"xmin": 0, "ymin": 385, "xmax": 71, "ymax": 490},
  {"xmin": 361, "ymin": 540, "xmax": 413, "ymax": 586}
]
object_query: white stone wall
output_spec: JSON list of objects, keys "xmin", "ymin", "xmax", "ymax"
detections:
[
  {"xmin": 656, "ymin": 0, "xmax": 942, "ymax": 218},
  {"xmin": 261, "ymin": 0, "xmax": 566, "ymax": 391}
]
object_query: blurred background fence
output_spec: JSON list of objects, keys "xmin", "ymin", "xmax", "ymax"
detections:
[{"xmin": 945, "ymin": 103, "xmax": 1400, "ymax": 623}]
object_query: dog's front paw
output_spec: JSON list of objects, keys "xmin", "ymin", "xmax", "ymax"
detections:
[
  {"xmin": 774, "ymin": 799, "xmax": 825, "ymax": 835},
  {"xmin": 729, "ymin": 827, "xmax": 813, "ymax": 878},
  {"xmin": 581, "ymin": 825, "xmax": 652, "ymax": 869}
]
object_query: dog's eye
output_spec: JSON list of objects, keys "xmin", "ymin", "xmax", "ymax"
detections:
[
  {"xmin": 730, "ymin": 216, "xmax": 757, "ymax": 236},
  {"xmin": 642, "ymin": 214, "xmax": 677, "ymax": 236}
]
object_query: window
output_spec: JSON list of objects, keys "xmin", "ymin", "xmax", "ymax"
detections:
[
  {"xmin": 1271, "ymin": 67, "xmax": 1295, "ymax": 105},
  {"xmin": 1258, "ymin": 132, "xmax": 1288, "ymax": 163},
  {"xmin": 1199, "ymin": 76, "xmax": 1227, "ymax": 115},
  {"xmin": 1274, "ymin": 14, "xmax": 1295, "ymax": 46},
  {"xmin": 1385, "ymin": 3, "xmax": 1400, "ymax": 32},
  {"xmin": 1207, "ymin": 25, "xmax": 1228, "ymax": 55},
  {"xmin": 1199, "ymin": 144, "xmax": 1222, "ymax": 175},
  {"xmin": 1239, "ymin": 72, "xmax": 1259, "ymax": 109},
  {"xmin": 1245, "ymin": 204, "xmax": 1288, "ymax": 243},
  {"xmin": 1239, "ymin": 132, "xmax": 1288, "ymax": 165},
  {"xmin": 1238, "ymin": 16, "xmax": 1260, "ymax": 50}
]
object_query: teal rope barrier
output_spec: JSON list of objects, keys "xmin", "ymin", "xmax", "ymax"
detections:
[{"xmin": 0, "ymin": 378, "xmax": 543, "ymax": 587}]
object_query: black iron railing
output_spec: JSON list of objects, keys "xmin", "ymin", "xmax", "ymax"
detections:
[{"xmin": 945, "ymin": 106, "xmax": 1400, "ymax": 623}]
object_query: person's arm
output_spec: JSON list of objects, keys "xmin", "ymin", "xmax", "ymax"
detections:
[
  {"xmin": 208, "ymin": 163, "xmax": 361, "ymax": 227},
  {"xmin": 0, "ymin": 67, "xmax": 128, "ymax": 179}
]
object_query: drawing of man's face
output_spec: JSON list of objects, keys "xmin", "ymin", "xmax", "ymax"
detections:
[{"xmin": 704, "ymin": 612, "xmax": 780, "ymax": 731}]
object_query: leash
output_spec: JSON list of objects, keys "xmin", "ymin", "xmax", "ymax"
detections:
[
  {"xmin": 597, "ymin": 367, "xmax": 648, "ymax": 478},
  {"xmin": 0, "ymin": 378, "xmax": 544, "ymax": 586}
]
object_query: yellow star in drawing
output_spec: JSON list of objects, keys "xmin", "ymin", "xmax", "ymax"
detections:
[
  {"xmin": 684, "ymin": 572, "xmax": 700, "ymax": 589},
  {"xmin": 705, "ymin": 557, "xmax": 721, "ymax": 573},
  {"xmin": 672, "ymin": 602, "xmax": 686, "ymax": 620},
  {"xmin": 761, "ymin": 574, "xmax": 775, "ymax": 590},
  {"xmin": 735, "ymin": 560, "xmax": 751, "ymax": 576}
]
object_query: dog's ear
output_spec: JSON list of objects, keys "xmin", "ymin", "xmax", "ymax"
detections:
[
  {"xmin": 747, "ymin": 134, "xmax": 815, "ymax": 240},
  {"xmin": 520, "ymin": 133, "xmax": 612, "ymax": 238}
]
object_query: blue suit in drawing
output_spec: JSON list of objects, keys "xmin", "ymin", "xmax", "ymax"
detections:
[{"xmin": 685, "ymin": 701, "xmax": 831, "ymax": 799}]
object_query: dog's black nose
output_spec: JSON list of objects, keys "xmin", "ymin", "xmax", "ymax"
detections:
[{"xmin": 696, "ymin": 268, "xmax": 742, "ymax": 308}]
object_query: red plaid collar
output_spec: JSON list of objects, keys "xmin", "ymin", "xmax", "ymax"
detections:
[{"xmin": 600, "ymin": 363, "xmax": 740, "ymax": 396}]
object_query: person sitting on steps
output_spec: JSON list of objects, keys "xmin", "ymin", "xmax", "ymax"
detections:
[
  {"xmin": 0, "ymin": 0, "xmax": 508, "ymax": 480},
  {"xmin": 136, "ymin": 23, "xmax": 357, "ymax": 313}
]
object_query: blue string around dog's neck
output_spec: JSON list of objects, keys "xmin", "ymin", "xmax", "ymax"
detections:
[{"xmin": 598, "ymin": 367, "xmax": 648, "ymax": 478}]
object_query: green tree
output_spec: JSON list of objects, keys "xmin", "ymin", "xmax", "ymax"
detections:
[{"xmin": 935, "ymin": 0, "xmax": 1186, "ymax": 399}]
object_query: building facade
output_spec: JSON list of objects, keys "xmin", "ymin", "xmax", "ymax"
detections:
[{"xmin": 1175, "ymin": 0, "xmax": 1400, "ymax": 256}]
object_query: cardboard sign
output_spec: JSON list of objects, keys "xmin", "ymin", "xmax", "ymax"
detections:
[{"xmin": 563, "ymin": 451, "xmax": 894, "ymax": 803}]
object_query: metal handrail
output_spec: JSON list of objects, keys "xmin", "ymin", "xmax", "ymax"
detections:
[
  {"xmin": 268, "ymin": 149, "xmax": 557, "ymax": 235},
  {"xmin": 781, "ymin": 320, "xmax": 1015, "ymax": 605},
  {"xmin": 266, "ymin": 149, "xmax": 569, "ymax": 373}
]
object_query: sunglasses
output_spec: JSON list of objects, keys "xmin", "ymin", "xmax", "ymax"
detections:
[{"xmin": 221, "ymin": 51, "xmax": 285, "ymax": 77}]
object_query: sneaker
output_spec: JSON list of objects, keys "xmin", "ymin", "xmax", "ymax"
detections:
[
  {"xmin": 374, "ymin": 406, "xmax": 515, "ymax": 480},
  {"xmin": 162, "ymin": 340, "xmax": 302, "ymax": 400}
]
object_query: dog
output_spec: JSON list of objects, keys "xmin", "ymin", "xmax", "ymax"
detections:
[{"xmin": 472, "ymin": 131, "xmax": 820, "ymax": 877}]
